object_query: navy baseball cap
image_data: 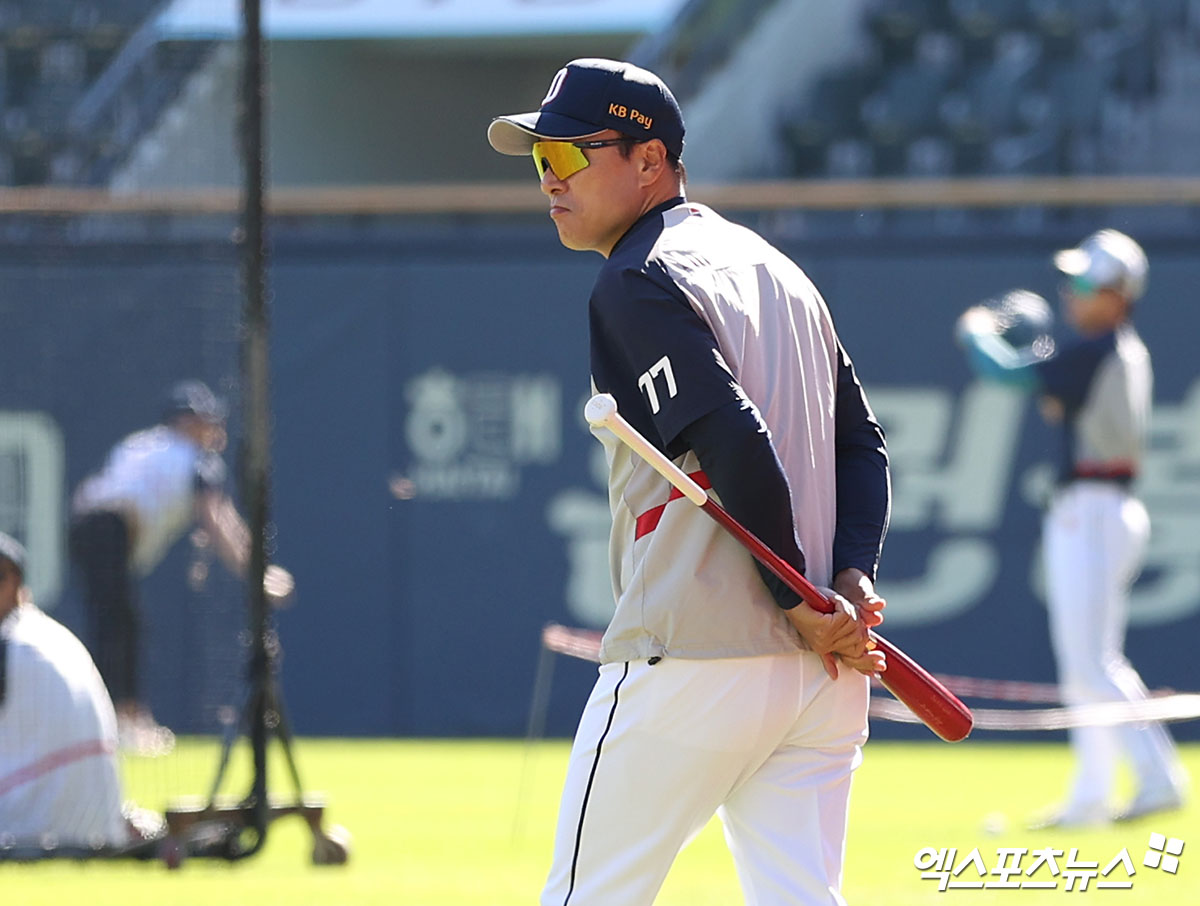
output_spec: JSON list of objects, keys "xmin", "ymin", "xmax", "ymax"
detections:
[
  {"xmin": 0, "ymin": 532, "xmax": 26, "ymax": 578},
  {"xmin": 163, "ymin": 380, "xmax": 228, "ymax": 423},
  {"xmin": 488, "ymin": 58, "xmax": 685, "ymax": 159}
]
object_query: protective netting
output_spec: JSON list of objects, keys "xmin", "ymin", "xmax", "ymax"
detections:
[
  {"xmin": 0, "ymin": 1, "xmax": 258, "ymax": 854},
  {"xmin": 0, "ymin": 206, "xmax": 251, "ymax": 855},
  {"xmin": 536, "ymin": 623, "xmax": 1200, "ymax": 735}
]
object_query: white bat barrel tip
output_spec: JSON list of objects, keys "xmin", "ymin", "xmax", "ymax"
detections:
[{"xmin": 584, "ymin": 393, "xmax": 618, "ymax": 427}]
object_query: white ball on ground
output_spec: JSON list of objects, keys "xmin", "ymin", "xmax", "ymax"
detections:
[
  {"xmin": 311, "ymin": 824, "xmax": 352, "ymax": 865},
  {"xmin": 982, "ymin": 812, "xmax": 1008, "ymax": 836}
]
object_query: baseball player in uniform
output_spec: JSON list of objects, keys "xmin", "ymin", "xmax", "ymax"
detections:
[
  {"xmin": 0, "ymin": 532, "xmax": 156, "ymax": 852},
  {"xmin": 69, "ymin": 380, "xmax": 293, "ymax": 753},
  {"xmin": 957, "ymin": 229, "xmax": 1188, "ymax": 825},
  {"xmin": 489, "ymin": 59, "xmax": 891, "ymax": 905}
]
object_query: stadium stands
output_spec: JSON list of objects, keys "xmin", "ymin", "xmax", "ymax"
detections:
[
  {"xmin": 0, "ymin": 0, "xmax": 209, "ymax": 186},
  {"xmin": 776, "ymin": 0, "xmax": 1200, "ymax": 180},
  {"xmin": 780, "ymin": 66, "xmax": 878, "ymax": 176},
  {"xmin": 633, "ymin": 0, "xmax": 779, "ymax": 101},
  {"xmin": 1, "ymin": 0, "xmax": 1196, "ymax": 188}
]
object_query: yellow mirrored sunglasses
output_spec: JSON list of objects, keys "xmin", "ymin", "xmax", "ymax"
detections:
[{"xmin": 531, "ymin": 137, "xmax": 647, "ymax": 180}]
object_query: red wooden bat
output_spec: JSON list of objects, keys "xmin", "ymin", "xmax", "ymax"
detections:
[{"xmin": 585, "ymin": 393, "xmax": 973, "ymax": 743}]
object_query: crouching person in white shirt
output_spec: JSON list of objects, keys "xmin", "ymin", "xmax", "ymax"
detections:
[{"xmin": 0, "ymin": 532, "xmax": 161, "ymax": 857}]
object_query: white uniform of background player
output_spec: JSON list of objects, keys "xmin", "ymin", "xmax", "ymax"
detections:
[
  {"xmin": 69, "ymin": 380, "xmax": 293, "ymax": 752},
  {"xmin": 0, "ymin": 533, "xmax": 130, "ymax": 851},
  {"xmin": 958, "ymin": 230, "xmax": 1188, "ymax": 825},
  {"xmin": 489, "ymin": 59, "xmax": 890, "ymax": 905}
]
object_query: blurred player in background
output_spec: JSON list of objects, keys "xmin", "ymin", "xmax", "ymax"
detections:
[
  {"xmin": 0, "ymin": 532, "xmax": 161, "ymax": 853},
  {"xmin": 69, "ymin": 380, "xmax": 293, "ymax": 754},
  {"xmin": 957, "ymin": 229, "xmax": 1188, "ymax": 826},
  {"xmin": 489, "ymin": 58, "xmax": 890, "ymax": 905}
]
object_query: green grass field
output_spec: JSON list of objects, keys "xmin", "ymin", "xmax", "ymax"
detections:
[{"xmin": 2, "ymin": 737, "xmax": 1195, "ymax": 904}]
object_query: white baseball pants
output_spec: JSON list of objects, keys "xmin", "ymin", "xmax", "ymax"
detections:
[
  {"xmin": 541, "ymin": 651, "xmax": 869, "ymax": 906},
  {"xmin": 1042, "ymin": 481, "xmax": 1185, "ymax": 813}
]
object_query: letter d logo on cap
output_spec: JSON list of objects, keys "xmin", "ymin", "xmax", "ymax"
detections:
[{"xmin": 541, "ymin": 68, "xmax": 568, "ymax": 107}]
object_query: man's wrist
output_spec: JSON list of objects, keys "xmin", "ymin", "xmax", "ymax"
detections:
[{"xmin": 832, "ymin": 567, "xmax": 872, "ymax": 598}]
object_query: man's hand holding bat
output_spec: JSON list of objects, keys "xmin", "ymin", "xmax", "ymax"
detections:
[{"xmin": 782, "ymin": 567, "xmax": 886, "ymax": 679}]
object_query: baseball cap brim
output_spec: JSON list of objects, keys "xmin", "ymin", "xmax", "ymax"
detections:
[
  {"xmin": 1053, "ymin": 247, "xmax": 1091, "ymax": 277},
  {"xmin": 488, "ymin": 112, "xmax": 608, "ymax": 156}
]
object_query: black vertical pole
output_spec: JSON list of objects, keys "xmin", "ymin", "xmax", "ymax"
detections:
[{"xmin": 239, "ymin": 0, "xmax": 271, "ymax": 849}]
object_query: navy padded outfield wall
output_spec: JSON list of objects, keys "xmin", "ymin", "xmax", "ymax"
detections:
[{"xmin": 2, "ymin": 215, "xmax": 1198, "ymax": 739}]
